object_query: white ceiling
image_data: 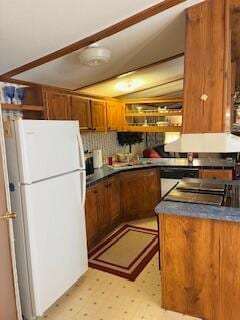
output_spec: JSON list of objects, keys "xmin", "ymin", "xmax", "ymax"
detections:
[
  {"xmin": 0, "ymin": 0, "xmax": 163, "ymax": 74},
  {"xmin": 119, "ymin": 79, "xmax": 184, "ymax": 99},
  {"xmin": 77, "ymin": 56, "xmax": 184, "ymax": 97},
  {"xmin": 1, "ymin": 0, "xmax": 204, "ymax": 92}
]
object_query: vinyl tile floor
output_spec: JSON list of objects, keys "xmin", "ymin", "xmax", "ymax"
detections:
[{"xmin": 39, "ymin": 217, "xmax": 201, "ymax": 320}]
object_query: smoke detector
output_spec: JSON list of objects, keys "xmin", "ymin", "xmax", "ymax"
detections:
[{"xmin": 78, "ymin": 44, "xmax": 111, "ymax": 67}]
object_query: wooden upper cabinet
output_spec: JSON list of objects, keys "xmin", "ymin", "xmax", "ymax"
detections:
[
  {"xmin": 183, "ymin": 0, "xmax": 230, "ymax": 133},
  {"xmin": 91, "ymin": 100, "xmax": 106, "ymax": 132},
  {"xmin": 44, "ymin": 91, "xmax": 70, "ymax": 120},
  {"xmin": 106, "ymin": 101, "xmax": 123, "ymax": 131},
  {"xmin": 69, "ymin": 96, "xmax": 92, "ymax": 130}
]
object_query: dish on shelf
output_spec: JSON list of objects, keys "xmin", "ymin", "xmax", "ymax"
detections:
[{"xmin": 156, "ymin": 121, "xmax": 170, "ymax": 126}]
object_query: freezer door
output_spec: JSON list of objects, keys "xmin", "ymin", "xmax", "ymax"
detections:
[
  {"xmin": 15, "ymin": 120, "xmax": 83, "ymax": 183},
  {"xmin": 21, "ymin": 171, "xmax": 88, "ymax": 317}
]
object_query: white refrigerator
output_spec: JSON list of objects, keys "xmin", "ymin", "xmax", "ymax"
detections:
[{"xmin": 5, "ymin": 119, "xmax": 88, "ymax": 320}]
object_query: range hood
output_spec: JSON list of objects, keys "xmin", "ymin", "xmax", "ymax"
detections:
[{"xmin": 165, "ymin": 133, "xmax": 240, "ymax": 153}]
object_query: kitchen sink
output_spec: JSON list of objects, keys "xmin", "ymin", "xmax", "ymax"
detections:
[{"xmin": 109, "ymin": 161, "xmax": 154, "ymax": 169}]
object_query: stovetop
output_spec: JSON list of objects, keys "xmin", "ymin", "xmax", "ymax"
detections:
[
  {"xmin": 164, "ymin": 181, "xmax": 240, "ymax": 208},
  {"xmin": 176, "ymin": 181, "xmax": 225, "ymax": 193}
]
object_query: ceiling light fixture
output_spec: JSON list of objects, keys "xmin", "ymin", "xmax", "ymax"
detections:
[
  {"xmin": 117, "ymin": 71, "xmax": 136, "ymax": 79},
  {"xmin": 78, "ymin": 44, "xmax": 111, "ymax": 67},
  {"xmin": 115, "ymin": 79, "xmax": 144, "ymax": 92}
]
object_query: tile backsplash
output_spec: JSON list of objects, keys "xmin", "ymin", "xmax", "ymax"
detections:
[{"xmin": 82, "ymin": 132, "xmax": 146, "ymax": 163}]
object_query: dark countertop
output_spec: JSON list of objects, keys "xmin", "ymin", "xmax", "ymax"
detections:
[
  {"xmin": 86, "ymin": 158, "xmax": 235, "ymax": 188},
  {"xmin": 155, "ymin": 178, "xmax": 240, "ymax": 222}
]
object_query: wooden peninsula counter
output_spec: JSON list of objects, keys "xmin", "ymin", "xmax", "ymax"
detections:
[{"xmin": 155, "ymin": 179, "xmax": 240, "ymax": 320}]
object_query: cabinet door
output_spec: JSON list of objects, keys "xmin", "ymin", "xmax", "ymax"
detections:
[
  {"xmin": 108, "ymin": 176, "xmax": 121, "ymax": 226},
  {"xmin": 91, "ymin": 100, "xmax": 106, "ymax": 132},
  {"xmin": 85, "ymin": 186, "xmax": 99, "ymax": 248},
  {"xmin": 141, "ymin": 169, "xmax": 161, "ymax": 217},
  {"xmin": 121, "ymin": 169, "xmax": 160, "ymax": 220},
  {"xmin": 106, "ymin": 101, "xmax": 123, "ymax": 131},
  {"xmin": 159, "ymin": 215, "xmax": 220, "ymax": 319},
  {"xmin": 97, "ymin": 181, "xmax": 110, "ymax": 234},
  {"xmin": 45, "ymin": 91, "xmax": 69, "ymax": 120},
  {"xmin": 219, "ymin": 221, "xmax": 240, "ymax": 320},
  {"xmin": 199, "ymin": 169, "xmax": 233, "ymax": 180},
  {"xmin": 70, "ymin": 96, "xmax": 92, "ymax": 130}
]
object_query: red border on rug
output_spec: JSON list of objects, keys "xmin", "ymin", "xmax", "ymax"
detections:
[{"xmin": 88, "ymin": 224, "xmax": 158, "ymax": 281}]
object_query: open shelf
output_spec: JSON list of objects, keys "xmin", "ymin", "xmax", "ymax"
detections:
[
  {"xmin": 125, "ymin": 111, "xmax": 182, "ymax": 117},
  {"xmin": 124, "ymin": 125, "xmax": 182, "ymax": 133},
  {"xmin": 1, "ymin": 103, "xmax": 45, "ymax": 112}
]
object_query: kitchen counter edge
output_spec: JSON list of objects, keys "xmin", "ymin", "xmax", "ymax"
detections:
[
  {"xmin": 86, "ymin": 158, "xmax": 235, "ymax": 188},
  {"xmin": 155, "ymin": 178, "xmax": 240, "ymax": 223}
]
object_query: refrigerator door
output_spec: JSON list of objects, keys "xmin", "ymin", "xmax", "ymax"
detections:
[
  {"xmin": 14, "ymin": 120, "xmax": 84, "ymax": 184},
  {"xmin": 21, "ymin": 171, "xmax": 88, "ymax": 317}
]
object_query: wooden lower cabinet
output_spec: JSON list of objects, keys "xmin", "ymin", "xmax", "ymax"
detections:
[
  {"xmin": 199, "ymin": 169, "xmax": 233, "ymax": 180},
  {"xmin": 108, "ymin": 176, "xmax": 121, "ymax": 225},
  {"xmin": 97, "ymin": 180, "xmax": 110, "ymax": 235},
  {"xmin": 120, "ymin": 169, "xmax": 161, "ymax": 220},
  {"xmin": 85, "ymin": 176, "xmax": 121, "ymax": 249},
  {"xmin": 85, "ymin": 169, "xmax": 160, "ymax": 250},
  {"xmin": 85, "ymin": 185, "xmax": 99, "ymax": 248},
  {"xmin": 159, "ymin": 214, "xmax": 240, "ymax": 320}
]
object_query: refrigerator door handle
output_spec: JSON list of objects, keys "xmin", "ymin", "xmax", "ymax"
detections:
[
  {"xmin": 76, "ymin": 131, "xmax": 85, "ymax": 170},
  {"xmin": 80, "ymin": 170, "xmax": 86, "ymax": 210}
]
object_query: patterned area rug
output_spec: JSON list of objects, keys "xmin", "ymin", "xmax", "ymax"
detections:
[{"xmin": 88, "ymin": 224, "xmax": 158, "ymax": 281}]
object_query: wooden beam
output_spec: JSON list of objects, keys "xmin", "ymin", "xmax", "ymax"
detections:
[
  {"xmin": 75, "ymin": 53, "xmax": 184, "ymax": 91},
  {"xmin": 0, "ymin": 0, "xmax": 186, "ymax": 79}
]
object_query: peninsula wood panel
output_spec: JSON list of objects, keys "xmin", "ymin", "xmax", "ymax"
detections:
[
  {"xmin": 199, "ymin": 169, "xmax": 233, "ymax": 180},
  {"xmin": 183, "ymin": 0, "xmax": 230, "ymax": 133},
  {"xmin": 159, "ymin": 215, "xmax": 220, "ymax": 319},
  {"xmin": 69, "ymin": 96, "xmax": 92, "ymax": 130},
  {"xmin": 220, "ymin": 221, "xmax": 240, "ymax": 320}
]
